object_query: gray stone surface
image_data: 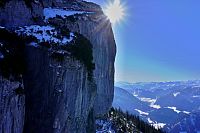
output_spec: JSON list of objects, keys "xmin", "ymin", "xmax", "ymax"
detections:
[
  {"xmin": 49, "ymin": 13, "xmax": 116, "ymax": 116},
  {"xmin": 73, "ymin": 19, "xmax": 116, "ymax": 117},
  {"xmin": 23, "ymin": 46, "xmax": 96, "ymax": 133},
  {"xmin": 0, "ymin": 77, "xmax": 25, "ymax": 133}
]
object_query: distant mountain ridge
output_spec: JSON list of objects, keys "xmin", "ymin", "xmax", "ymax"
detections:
[{"xmin": 113, "ymin": 80, "xmax": 200, "ymax": 133}]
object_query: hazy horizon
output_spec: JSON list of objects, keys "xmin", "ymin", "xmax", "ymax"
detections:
[{"xmin": 115, "ymin": 79, "xmax": 200, "ymax": 84}]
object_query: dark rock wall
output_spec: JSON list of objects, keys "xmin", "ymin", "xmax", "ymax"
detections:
[
  {"xmin": 0, "ymin": 0, "xmax": 43, "ymax": 28},
  {"xmin": 0, "ymin": 77, "xmax": 25, "ymax": 133},
  {"xmin": 23, "ymin": 46, "xmax": 96, "ymax": 133}
]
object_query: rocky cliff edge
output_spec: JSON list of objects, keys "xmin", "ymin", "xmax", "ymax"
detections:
[{"xmin": 0, "ymin": 0, "xmax": 116, "ymax": 132}]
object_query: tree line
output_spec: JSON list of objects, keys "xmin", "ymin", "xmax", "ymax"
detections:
[{"xmin": 108, "ymin": 107, "xmax": 166, "ymax": 133}]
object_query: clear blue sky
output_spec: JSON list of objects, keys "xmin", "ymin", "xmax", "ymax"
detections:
[{"xmin": 88, "ymin": 0, "xmax": 200, "ymax": 82}]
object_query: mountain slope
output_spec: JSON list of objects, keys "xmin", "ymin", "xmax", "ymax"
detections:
[
  {"xmin": 113, "ymin": 87, "xmax": 151, "ymax": 115},
  {"xmin": 168, "ymin": 112, "xmax": 200, "ymax": 133},
  {"xmin": 96, "ymin": 107, "xmax": 165, "ymax": 133},
  {"xmin": 114, "ymin": 81, "xmax": 200, "ymax": 133}
]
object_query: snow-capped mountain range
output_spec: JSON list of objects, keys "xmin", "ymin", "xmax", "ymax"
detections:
[{"xmin": 113, "ymin": 80, "xmax": 200, "ymax": 133}]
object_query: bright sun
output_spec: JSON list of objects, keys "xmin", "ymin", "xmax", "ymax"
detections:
[{"xmin": 104, "ymin": 0, "xmax": 125, "ymax": 24}]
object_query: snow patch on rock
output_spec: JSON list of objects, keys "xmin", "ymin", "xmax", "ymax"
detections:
[
  {"xmin": 15, "ymin": 25, "xmax": 75, "ymax": 45},
  {"xmin": 44, "ymin": 8, "xmax": 93, "ymax": 21}
]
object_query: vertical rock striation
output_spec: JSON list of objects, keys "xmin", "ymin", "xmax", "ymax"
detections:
[
  {"xmin": 72, "ymin": 19, "xmax": 116, "ymax": 116},
  {"xmin": 0, "ymin": 77, "xmax": 25, "ymax": 133},
  {"xmin": 49, "ymin": 12, "xmax": 116, "ymax": 116},
  {"xmin": 23, "ymin": 46, "xmax": 97, "ymax": 133},
  {"xmin": 0, "ymin": 0, "xmax": 116, "ymax": 132}
]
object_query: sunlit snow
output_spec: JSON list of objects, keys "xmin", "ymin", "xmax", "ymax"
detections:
[
  {"xmin": 135, "ymin": 109, "xmax": 149, "ymax": 115},
  {"xmin": 134, "ymin": 95, "xmax": 161, "ymax": 109},
  {"xmin": 150, "ymin": 104, "xmax": 161, "ymax": 109},
  {"xmin": 166, "ymin": 107, "xmax": 181, "ymax": 113},
  {"xmin": 173, "ymin": 92, "xmax": 180, "ymax": 97},
  {"xmin": 193, "ymin": 95, "xmax": 200, "ymax": 98},
  {"xmin": 44, "ymin": 8, "xmax": 93, "ymax": 21},
  {"xmin": 166, "ymin": 107, "xmax": 190, "ymax": 114},
  {"xmin": 182, "ymin": 111, "xmax": 190, "ymax": 114},
  {"xmin": 147, "ymin": 118, "xmax": 166, "ymax": 129}
]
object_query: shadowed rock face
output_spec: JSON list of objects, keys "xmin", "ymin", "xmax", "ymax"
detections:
[
  {"xmin": 0, "ymin": 77, "xmax": 25, "ymax": 133},
  {"xmin": 23, "ymin": 46, "xmax": 96, "ymax": 133},
  {"xmin": 0, "ymin": 0, "xmax": 116, "ymax": 132},
  {"xmin": 0, "ymin": 0, "xmax": 43, "ymax": 28}
]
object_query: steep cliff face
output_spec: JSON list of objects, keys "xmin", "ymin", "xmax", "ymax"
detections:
[
  {"xmin": 0, "ymin": 0, "xmax": 116, "ymax": 132},
  {"xmin": 77, "ymin": 18, "xmax": 116, "ymax": 116},
  {"xmin": 23, "ymin": 46, "xmax": 96, "ymax": 133},
  {"xmin": 0, "ymin": 77, "xmax": 25, "ymax": 133},
  {"xmin": 48, "ymin": 9, "xmax": 116, "ymax": 116}
]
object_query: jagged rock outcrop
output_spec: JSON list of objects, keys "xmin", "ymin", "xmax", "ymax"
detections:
[
  {"xmin": 0, "ymin": 0, "xmax": 116, "ymax": 132},
  {"xmin": 0, "ymin": 77, "xmax": 25, "ymax": 133}
]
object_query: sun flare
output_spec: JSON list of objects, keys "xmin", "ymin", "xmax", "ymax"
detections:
[{"xmin": 104, "ymin": 0, "xmax": 125, "ymax": 24}]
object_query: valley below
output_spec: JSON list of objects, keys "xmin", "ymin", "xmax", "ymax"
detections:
[{"xmin": 113, "ymin": 80, "xmax": 200, "ymax": 133}]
